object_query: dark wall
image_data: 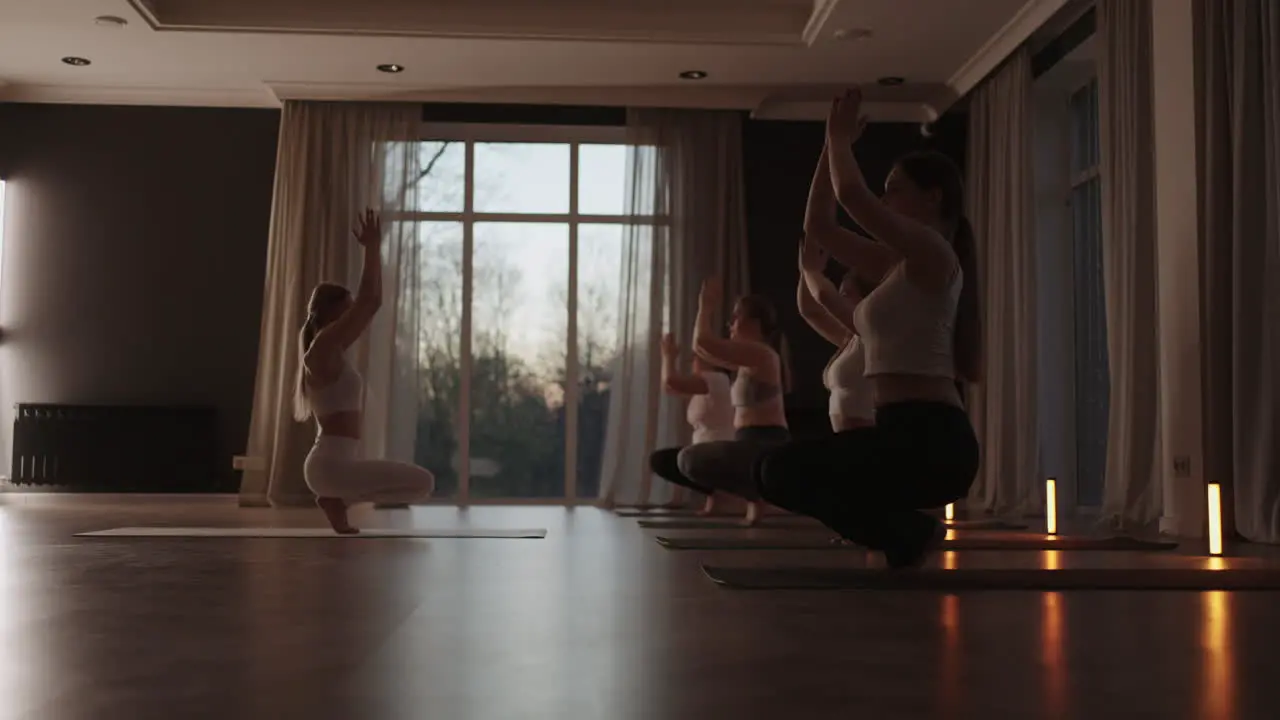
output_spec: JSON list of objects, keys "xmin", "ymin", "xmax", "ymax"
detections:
[
  {"xmin": 741, "ymin": 115, "xmax": 968, "ymax": 434},
  {"xmin": 0, "ymin": 103, "xmax": 280, "ymax": 490}
]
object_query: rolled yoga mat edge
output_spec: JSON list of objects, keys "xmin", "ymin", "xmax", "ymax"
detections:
[
  {"xmin": 658, "ymin": 535, "xmax": 1179, "ymax": 552},
  {"xmin": 75, "ymin": 527, "xmax": 548, "ymax": 539},
  {"xmin": 701, "ymin": 565, "xmax": 1280, "ymax": 591}
]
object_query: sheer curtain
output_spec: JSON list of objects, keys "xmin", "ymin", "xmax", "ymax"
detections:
[
  {"xmin": 598, "ymin": 109, "xmax": 749, "ymax": 507},
  {"xmin": 1097, "ymin": 0, "xmax": 1164, "ymax": 530},
  {"xmin": 239, "ymin": 102, "xmax": 422, "ymax": 507},
  {"xmin": 964, "ymin": 48, "xmax": 1041, "ymax": 517},
  {"xmin": 1198, "ymin": 0, "xmax": 1280, "ymax": 543}
]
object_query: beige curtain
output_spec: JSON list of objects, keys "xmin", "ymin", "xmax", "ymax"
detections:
[
  {"xmin": 1097, "ymin": 0, "xmax": 1164, "ymax": 530},
  {"xmin": 599, "ymin": 109, "xmax": 749, "ymax": 507},
  {"xmin": 965, "ymin": 48, "xmax": 1041, "ymax": 517},
  {"xmin": 239, "ymin": 102, "xmax": 422, "ymax": 507},
  {"xmin": 1198, "ymin": 0, "xmax": 1280, "ymax": 543}
]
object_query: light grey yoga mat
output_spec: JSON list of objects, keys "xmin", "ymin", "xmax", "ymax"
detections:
[
  {"xmin": 76, "ymin": 527, "xmax": 547, "ymax": 539},
  {"xmin": 701, "ymin": 565, "xmax": 1280, "ymax": 591},
  {"xmin": 658, "ymin": 535, "xmax": 1178, "ymax": 552}
]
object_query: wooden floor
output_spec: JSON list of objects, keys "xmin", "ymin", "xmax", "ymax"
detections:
[{"xmin": 2, "ymin": 494, "xmax": 1278, "ymax": 720}]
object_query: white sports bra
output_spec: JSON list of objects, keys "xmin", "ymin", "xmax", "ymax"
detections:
[
  {"xmin": 853, "ymin": 263, "xmax": 962, "ymax": 379},
  {"xmin": 686, "ymin": 372, "xmax": 735, "ymax": 444},
  {"xmin": 823, "ymin": 336, "xmax": 874, "ymax": 423},
  {"xmin": 307, "ymin": 359, "xmax": 363, "ymax": 416}
]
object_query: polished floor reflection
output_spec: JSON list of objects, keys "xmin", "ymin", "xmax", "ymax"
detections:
[{"xmin": 0, "ymin": 494, "xmax": 1277, "ymax": 720}]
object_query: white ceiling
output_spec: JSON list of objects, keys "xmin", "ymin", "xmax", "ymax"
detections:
[{"xmin": 0, "ymin": 0, "xmax": 1069, "ymax": 120}]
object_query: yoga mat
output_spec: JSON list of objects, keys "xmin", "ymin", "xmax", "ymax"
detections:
[
  {"xmin": 615, "ymin": 508, "xmax": 707, "ymax": 518},
  {"xmin": 945, "ymin": 519, "xmax": 1028, "ymax": 531},
  {"xmin": 702, "ymin": 565, "xmax": 1280, "ymax": 591},
  {"xmin": 76, "ymin": 527, "xmax": 547, "ymax": 539},
  {"xmin": 637, "ymin": 517, "xmax": 818, "ymax": 530},
  {"xmin": 658, "ymin": 535, "xmax": 1178, "ymax": 552}
]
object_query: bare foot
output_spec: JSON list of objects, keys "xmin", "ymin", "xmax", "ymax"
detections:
[
  {"xmin": 739, "ymin": 502, "xmax": 761, "ymax": 527},
  {"xmin": 316, "ymin": 497, "xmax": 359, "ymax": 535},
  {"xmin": 696, "ymin": 495, "xmax": 717, "ymax": 517}
]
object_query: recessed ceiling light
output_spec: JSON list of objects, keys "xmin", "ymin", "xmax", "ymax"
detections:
[
  {"xmin": 61, "ymin": 57, "xmax": 91, "ymax": 67},
  {"xmin": 877, "ymin": 76, "xmax": 905, "ymax": 86},
  {"xmin": 679, "ymin": 70, "xmax": 708, "ymax": 80},
  {"xmin": 377, "ymin": 64, "xmax": 405, "ymax": 74},
  {"xmin": 94, "ymin": 15, "xmax": 128, "ymax": 28},
  {"xmin": 834, "ymin": 28, "xmax": 873, "ymax": 40}
]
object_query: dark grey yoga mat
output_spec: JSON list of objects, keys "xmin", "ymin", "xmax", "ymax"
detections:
[
  {"xmin": 637, "ymin": 518, "xmax": 1025, "ymax": 531},
  {"xmin": 76, "ymin": 527, "xmax": 548, "ymax": 539},
  {"xmin": 637, "ymin": 517, "xmax": 819, "ymax": 530},
  {"xmin": 701, "ymin": 565, "xmax": 1280, "ymax": 591},
  {"xmin": 658, "ymin": 535, "xmax": 1178, "ymax": 552},
  {"xmin": 616, "ymin": 508, "xmax": 714, "ymax": 518},
  {"xmin": 945, "ymin": 519, "xmax": 1028, "ymax": 531}
]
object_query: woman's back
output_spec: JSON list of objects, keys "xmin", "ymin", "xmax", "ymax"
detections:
[
  {"xmin": 730, "ymin": 348, "xmax": 787, "ymax": 428},
  {"xmin": 306, "ymin": 357, "xmax": 364, "ymax": 438}
]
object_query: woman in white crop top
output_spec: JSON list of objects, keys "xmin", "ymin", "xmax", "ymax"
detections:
[
  {"xmin": 291, "ymin": 210, "xmax": 435, "ymax": 534},
  {"xmin": 796, "ymin": 237, "xmax": 876, "ymax": 432},
  {"xmin": 648, "ymin": 332, "xmax": 739, "ymax": 517},
  {"xmin": 757, "ymin": 88, "xmax": 983, "ymax": 569},
  {"xmin": 674, "ymin": 278, "xmax": 792, "ymax": 526}
]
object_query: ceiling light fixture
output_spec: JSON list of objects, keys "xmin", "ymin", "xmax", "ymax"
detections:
[
  {"xmin": 94, "ymin": 15, "xmax": 128, "ymax": 28},
  {"xmin": 679, "ymin": 70, "xmax": 708, "ymax": 80},
  {"xmin": 377, "ymin": 64, "xmax": 405, "ymax": 74},
  {"xmin": 61, "ymin": 57, "xmax": 92, "ymax": 67},
  {"xmin": 833, "ymin": 28, "xmax": 873, "ymax": 41},
  {"xmin": 877, "ymin": 76, "xmax": 905, "ymax": 86}
]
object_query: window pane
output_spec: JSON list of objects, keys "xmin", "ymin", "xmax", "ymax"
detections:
[
  {"xmin": 474, "ymin": 143, "xmax": 570, "ymax": 214},
  {"xmin": 1070, "ymin": 177, "xmax": 1108, "ymax": 507},
  {"xmin": 470, "ymin": 222, "xmax": 569, "ymax": 498},
  {"xmin": 575, "ymin": 223, "xmax": 626, "ymax": 498},
  {"xmin": 412, "ymin": 141, "xmax": 466, "ymax": 213},
  {"xmin": 577, "ymin": 144, "xmax": 629, "ymax": 216},
  {"xmin": 1068, "ymin": 78, "xmax": 1101, "ymax": 174},
  {"xmin": 411, "ymin": 221, "xmax": 465, "ymax": 499}
]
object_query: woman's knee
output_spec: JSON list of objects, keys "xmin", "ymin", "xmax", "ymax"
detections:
[
  {"xmin": 755, "ymin": 443, "xmax": 810, "ymax": 503},
  {"xmin": 675, "ymin": 446, "xmax": 704, "ymax": 478}
]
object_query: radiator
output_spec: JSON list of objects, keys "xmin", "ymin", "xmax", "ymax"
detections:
[{"xmin": 11, "ymin": 404, "xmax": 219, "ymax": 492}]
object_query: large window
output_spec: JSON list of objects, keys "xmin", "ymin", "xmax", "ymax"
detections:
[
  {"xmin": 391, "ymin": 126, "xmax": 646, "ymax": 503},
  {"xmin": 1067, "ymin": 78, "xmax": 1109, "ymax": 507}
]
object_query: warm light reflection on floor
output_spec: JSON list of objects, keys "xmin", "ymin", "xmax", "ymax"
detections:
[
  {"xmin": 941, "ymin": 594, "xmax": 961, "ymax": 709},
  {"xmin": 1200, "ymin": 590, "xmax": 1234, "ymax": 720},
  {"xmin": 1042, "ymin": 591, "xmax": 1066, "ymax": 719},
  {"xmin": 1041, "ymin": 550, "xmax": 1062, "ymax": 570},
  {"xmin": 942, "ymin": 551, "xmax": 958, "ymax": 570}
]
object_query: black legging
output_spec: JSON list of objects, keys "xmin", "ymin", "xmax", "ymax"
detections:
[
  {"xmin": 649, "ymin": 447, "xmax": 714, "ymax": 495},
  {"xmin": 756, "ymin": 401, "xmax": 979, "ymax": 561}
]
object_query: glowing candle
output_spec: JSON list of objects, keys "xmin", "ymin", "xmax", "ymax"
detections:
[
  {"xmin": 1046, "ymin": 477, "xmax": 1058, "ymax": 536},
  {"xmin": 1207, "ymin": 483, "xmax": 1223, "ymax": 556},
  {"xmin": 944, "ymin": 503, "xmax": 955, "ymax": 521}
]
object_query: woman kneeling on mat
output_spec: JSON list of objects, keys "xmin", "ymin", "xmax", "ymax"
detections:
[
  {"xmin": 649, "ymin": 332, "xmax": 736, "ymax": 516},
  {"xmin": 677, "ymin": 277, "xmax": 791, "ymax": 527},
  {"xmin": 757, "ymin": 88, "xmax": 981, "ymax": 568},
  {"xmin": 293, "ymin": 209, "xmax": 436, "ymax": 534}
]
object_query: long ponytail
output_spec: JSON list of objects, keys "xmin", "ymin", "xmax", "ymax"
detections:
[
  {"xmin": 952, "ymin": 215, "xmax": 982, "ymax": 383},
  {"xmin": 292, "ymin": 314, "xmax": 319, "ymax": 422}
]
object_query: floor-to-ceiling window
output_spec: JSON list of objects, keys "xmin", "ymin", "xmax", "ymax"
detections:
[
  {"xmin": 1067, "ymin": 77, "xmax": 1109, "ymax": 507},
  {"xmin": 390, "ymin": 124, "xmax": 648, "ymax": 504}
]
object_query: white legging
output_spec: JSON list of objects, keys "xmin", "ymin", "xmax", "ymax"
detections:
[{"xmin": 303, "ymin": 436, "xmax": 435, "ymax": 504}]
